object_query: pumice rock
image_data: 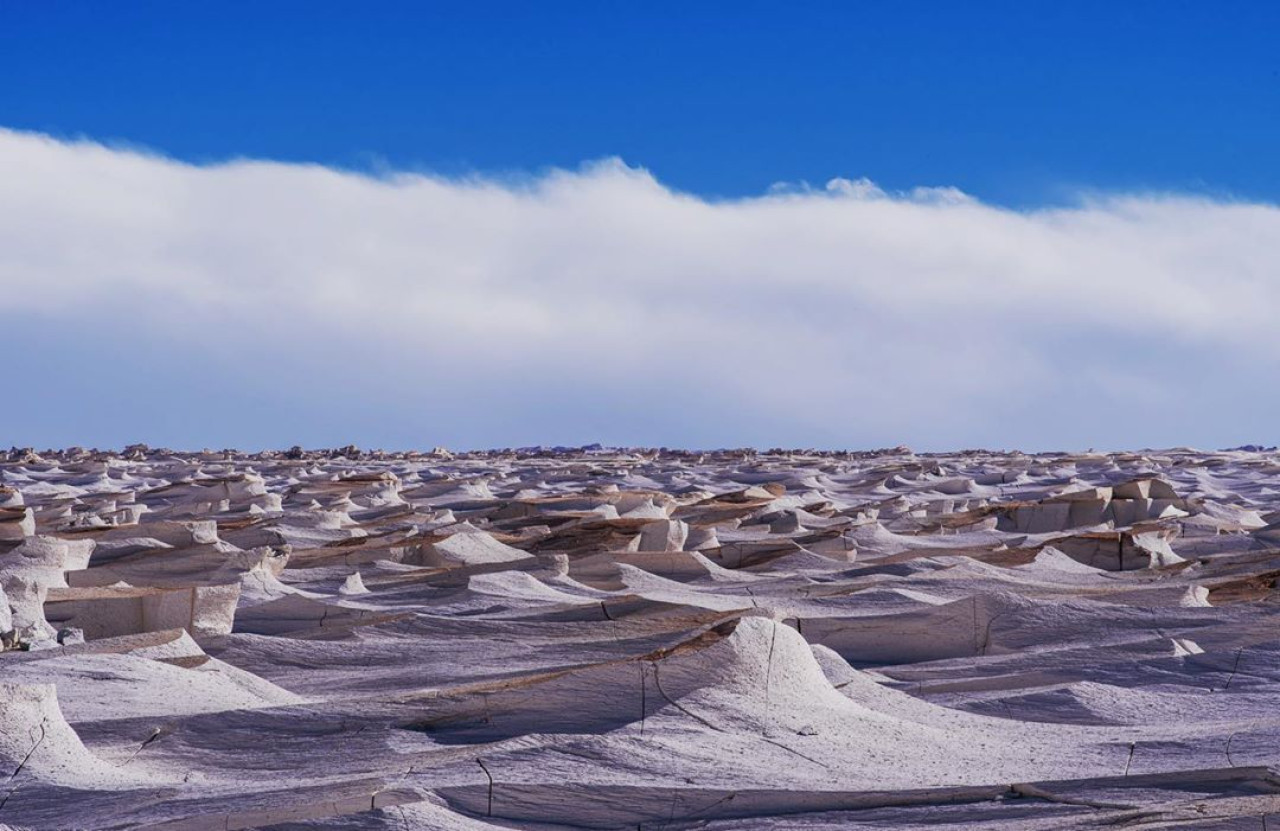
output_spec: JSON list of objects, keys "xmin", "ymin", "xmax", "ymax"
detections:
[
  {"xmin": 0, "ymin": 506, "xmax": 34, "ymax": 540},
  {"xmin": 338, "ymin": 571, "xmax": 369, "ymax": 594},
  {"xmin": 3, "ymin": 445, "xmax": 1280, "ymax": 828}
]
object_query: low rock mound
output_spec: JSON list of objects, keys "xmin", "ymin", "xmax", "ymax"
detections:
[{"xmin": 0, "ymin": 684, "xmax": 155, "ymax": 789}]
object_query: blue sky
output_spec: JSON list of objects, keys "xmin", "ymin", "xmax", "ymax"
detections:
[
  {"xmin": 2, "ymin": 4, "xmax": 1279, "ymax": 452},
  {"xmin": 5, "ymin": 1, "xmax": 1278, "ymax": 205}
]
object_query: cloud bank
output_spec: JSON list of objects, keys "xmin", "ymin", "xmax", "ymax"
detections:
[{"xmin": 2, "ymin": 128, "xmax": 1278, "ymax": 451}]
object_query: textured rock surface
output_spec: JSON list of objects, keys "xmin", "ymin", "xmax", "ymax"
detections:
[{"xmin": 3, "ymin": 445, "xmax": 1280, "ymax": 828}]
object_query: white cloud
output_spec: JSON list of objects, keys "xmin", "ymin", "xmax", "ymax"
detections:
[{"xmin": 1, "ymin": 127, "xmax": 1278, "ymax": 450}]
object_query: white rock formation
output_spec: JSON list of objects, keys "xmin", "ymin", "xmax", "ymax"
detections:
[{"xmin": 2, "ymin": 446, "xmax": 1280, "ymax": 828}]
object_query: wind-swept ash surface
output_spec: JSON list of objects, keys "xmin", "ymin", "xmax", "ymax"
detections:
[{"xmin": 3, "ymin": 445, "xmax": 1280, "ymax": 830}]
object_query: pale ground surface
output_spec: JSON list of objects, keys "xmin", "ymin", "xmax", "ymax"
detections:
[{"xmin": 3, "ymin": 444, "xmax": 1280, "ymax": 829}]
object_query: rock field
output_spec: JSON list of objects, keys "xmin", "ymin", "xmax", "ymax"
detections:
[{"xmin": 3, "ymin": 444, "xmax": 1280, "ymax": 829}]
